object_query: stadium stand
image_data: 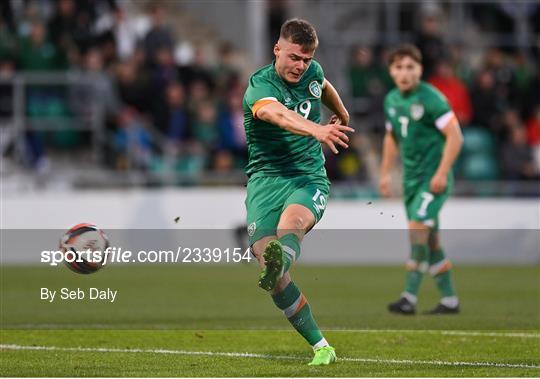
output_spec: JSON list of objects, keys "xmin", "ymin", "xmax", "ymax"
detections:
[{"xmin": 0, "ymin": 0, "xmax": 538, "ymax": 195}]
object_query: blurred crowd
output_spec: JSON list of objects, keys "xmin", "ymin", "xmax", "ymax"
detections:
[
  {"xmin": 1, "ymin": 0, "xmax": 539, "ymax": 186},
  {"xmin": 0, "ymin": 0, "xmax": 247, "ymax": 177},
  {"xmin": 348, "ymin": 7, "xmax": 540, "ymax": 182}
]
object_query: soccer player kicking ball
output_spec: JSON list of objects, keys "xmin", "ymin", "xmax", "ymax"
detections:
[
  {"xmin": 243, "ymin": 19, "xmax": 353, "ymax": 365},
  {"xmin": 380, "ymin": 44, "xmax": 463, "ymax": 315}
]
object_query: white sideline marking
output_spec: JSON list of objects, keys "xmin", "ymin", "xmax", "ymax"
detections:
[
  {"xmin": 1, "ymin": 344, "xmax": 539, "ymax": 370},
  {"xmin": 5, "ymin": 325, "xmax": 540, "ymax": 339},
  {"xmin": 327, "ymin": 329, "xmax": 540, "ymax": 339}
]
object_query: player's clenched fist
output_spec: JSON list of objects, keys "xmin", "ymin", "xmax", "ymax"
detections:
[
  {"xmin": 430, "ymin": 172, "xmax": 448, "ymax": 194},
  {"xmin": 312, "ymin": 124, "xmax": 354, "ymax": 154}
]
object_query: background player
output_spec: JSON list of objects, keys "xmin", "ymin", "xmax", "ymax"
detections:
[
  {"xmin": 380, "ymin": 44, "xmax": 463, "ymax": 315},
  {"xmin": 243, "ymin": 19, "xmax": 352, "ymax": 364}
]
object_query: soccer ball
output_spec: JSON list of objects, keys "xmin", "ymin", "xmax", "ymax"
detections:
[{"xmin": 60, "ymin": 223, "xmax": 109, "ymax": 274}]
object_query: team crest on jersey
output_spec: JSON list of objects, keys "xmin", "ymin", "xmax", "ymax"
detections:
[
  {"xmin": 309, "ymin": 81, "xmax": 322, "ymax": 98},
  {"xmin": 247, "ymin": 222, "xmax": 256, "ymax": 237},
  {"xmin": 388, "ymin": 107, "xmax": 396, "ymax": 117},
  {"xmin": 410, "ymin": 103, "xmax": 424, "ymax": 120}
]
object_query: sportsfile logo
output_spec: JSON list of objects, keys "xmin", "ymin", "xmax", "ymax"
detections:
[
  {"xmin": 40, "ymin": 246, "xmax": 253, "ymax": 266},
  {"xmin": 41, "ymin": 248, "xmax": 115, "ymax": 266}
]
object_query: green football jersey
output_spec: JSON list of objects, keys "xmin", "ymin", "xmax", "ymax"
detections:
[
  {"xmin": 243, "ymin": 60, "xmax": 325, "ymax": 178},
  {"xmin": 383, "ymin": 81, "xmax": 454, "ymax": 187}
]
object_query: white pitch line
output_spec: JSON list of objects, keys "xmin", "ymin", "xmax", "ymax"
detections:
[
  {"xmin": 4, "ymin": 325, "xmax": 540, "ymax": 339},
  {"xmin": 1, "ymin": 344, "xmax": 538, "ymax": 370},
  {"xmin": 326, "ymin": 329, "xmax": 540, "ymax": 339}
]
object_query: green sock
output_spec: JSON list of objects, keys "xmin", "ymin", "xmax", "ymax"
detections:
[
  {"xmin": 278, "ymin": 233, "xmax": 300, "ymax": 273},
  {"xmin": 429, "ymin": 249, "xmax": 457, "ymax": 297},
  {"xmin": 272, "ymin": 281, "xmax": 323, "ymax": 346},
  {"xmin": 404, "ymin": 244, "xmax": 429, "ymax": 296}
]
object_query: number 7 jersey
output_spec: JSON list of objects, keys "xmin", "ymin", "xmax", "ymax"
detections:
[
  {"xmin": 383, "ymin": 81, "xmax": 455, "ymax": 187},
  {"xmin": 243, "ymin": 60, "xmax": 325, "ymax": 178}
]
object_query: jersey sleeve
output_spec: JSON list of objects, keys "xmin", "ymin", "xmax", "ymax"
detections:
[
  {"xmin": 426, "ymin": 86, "xmax": 455, "ymax": 130},
  {"xmin": 244, "ymin": 76, "xmax": 281, "ymax": 118}
]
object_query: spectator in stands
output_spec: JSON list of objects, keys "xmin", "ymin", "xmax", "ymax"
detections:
[
  {"xmin": 163, "ymin": 81, "xmax": 190, "ymax": 145},
  {"xmin": 187, "ymin": 79, "xmax": 212, "ymax": 118},
  {"xmin": 0, "ymin": 58, "xmax": 14, "ymax": 118},
  {"xmin": 150, "ymin": 47, "xmax": 179, "ymax": 129},
  {"xmin": 512, "ymin": 51, "xmax": 533, "ymax": 99},
  {"xmin": 17, "ymin": 19, "xmax": 68, "ymax": 171},
  {"xmin": 17, "ymin": 20, "xmax": 67, "ymax": 71},
  {"xmin": 414, "ymin": 14, "xmax": 446, "ymax": 79},
  {"xmin": 267, "ymin": 0, "xmax": 288, "ymax": 54},
  {"xmin": 0, "ymin": 57, "xmax": 14, "ymax": 164},
  {"xmin": 114, "ymin": 107, "xmax": 154, "ymax": 170},
  {"xmin": 501, "ymin": 125, "xmax": 537, "ymax": 180},
  {"xmin": 428, "ymin": 59, "xmax": 472, "ymax": 125},
  {"xmin": 217, "ymin": 90, "xmax": 246, "ymax": 166},
  {"xmin": 0, "ymin": 11, "xmax": 16, "ymax": 62},
  {"xmin": 116, "ymin": 8, "xmax": 139, "ymax": 61},
  {"xmin": 483, "ymin": 48, "xmax": 517, "ymax": 107},
  {"xmin": 48, "ymin": 0, "xmax": 92, "ymax": 53},
  {"xmin": 152, "ymin": 47, "xmax": 179, "ymax": 90},
  {"xmin": 192, "ymin": 100, "xmax": 218, "ymax": 153},
  {"xmin": 524, "ymin": 71, "xmax": 540, "ymax": 119},
  {"xmin": 348, "ymin": 46, "xmax": 390, "ymax": 100},
  {"xmin": 115, "ymin": 55, "xmax": 151, "ymax": 115},
  {"xmin": 96, "ymin": 30, "xmax": 118, "ymax": 69},
  {"xmin": 0, "ymin": 0, "xmax": 15, "ymax": 117},
  {"xmin": 449, "ymin": 44, "xmax": 473, "ymax": 87},
  {"xmin": 213, "ymin": 42, "xmax": 242, "ymax": 96},
  {"xmin": 500, "ymin": 108, "xmax": 525, "ymax": 144},
  {"xmin": 348, "ymin": 46, "xmax": 392, "ymax": 134},
  {"xmin": 72, "ymin": 47, "xmax": 120, "ymax": 117},
  {"xmin": 470, "ymin": 69, "xmax": 501, "ymax": 131},
  {"xmin": 181, "ymin": 48, "xmax": 215, "ymax": 92},
  {"xmin": 144, "ymin": 3, "xmax": 175, "ymax": 67},
  {"xmin": 525, "ymin": 106, "xmax": 540, "ymax": 175},
  {"xmin": 0, "ymin": 1, "xmax": 15, "ymax": 35}
]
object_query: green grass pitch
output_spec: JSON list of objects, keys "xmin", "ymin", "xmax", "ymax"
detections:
[{"xmin": 1, "ymin": 264, "xmax": 539, "ymax": 376}]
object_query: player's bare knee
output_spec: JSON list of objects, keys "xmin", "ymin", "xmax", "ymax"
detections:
[
  {"xmin": 409, "ymin": 221, "xmax": 430, "ymax": 244},
  {"xmin": 279, "ymin": 214, "xmax": 305, "ymax": 232},
  {"xmin": 292, "ymin": 215, "xmax": 305, "ymax": 230},
  {"xmin": 409, "ymin": 220, "xmax": 429, "ymax": 230},
  {"xmin": 278, "ymin": 205, "xmax": 315, "ymax": 235}
]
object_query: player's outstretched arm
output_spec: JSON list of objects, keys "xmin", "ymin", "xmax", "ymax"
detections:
[
  {"xmin": 322, "ymin": 79, "xmax": 350, "ymax": 125},
  {"xmin": 379, "ymin": 131, "xmax": 398, "ymax": 197},
  {"xmin": 430, "ymin": 117, "xmax": 464, "ymax": 194},
  {"xmin": 256, "ymin": 101, "xmax": 354, "ymax": 154}
]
